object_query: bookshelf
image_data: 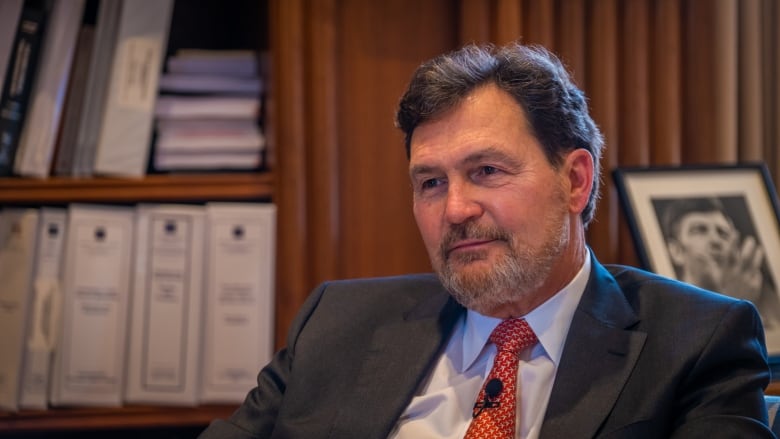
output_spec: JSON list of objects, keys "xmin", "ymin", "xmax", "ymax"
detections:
[
  {"xmin": 0, "ymin": 0, "xmax": 272, "ymax": 436},
  {"xmin": 0, "ymin": 173, "xmax": 270, "ymax": 437}
]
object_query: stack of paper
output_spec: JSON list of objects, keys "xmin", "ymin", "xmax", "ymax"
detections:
[{"xmin": 153, "ymin": 50, "xmax": 265, "ymax": 172}]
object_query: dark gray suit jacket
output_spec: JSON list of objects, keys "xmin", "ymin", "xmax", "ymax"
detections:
[{"xmin": 199, "ymin": 257, "xmax": 773, "ymax": 438}]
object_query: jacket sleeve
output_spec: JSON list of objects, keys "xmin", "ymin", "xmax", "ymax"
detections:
[
  {"xmin": 669, "ymin": 299, "xmax": 773, "ymax": 438},
  {"xmin": 197, "ymin": 283, "xmax": 329, "ymax": 439}
]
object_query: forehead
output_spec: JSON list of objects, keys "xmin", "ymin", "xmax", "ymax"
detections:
[{"xmin": 408, "ymin": 84, "xmax": 539, "ymax": 165}]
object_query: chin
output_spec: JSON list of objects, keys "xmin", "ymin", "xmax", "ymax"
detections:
[
  {"xmin": 446, "ymin": 261, "xmax": 496, "ymax": 282},
  {"xmin": 448, "ymin": 248, "xmax": 498, "ymax": 265},
  {"xmin": 451, "ymin": 288, "xmax": 517, "ymax": 318}
]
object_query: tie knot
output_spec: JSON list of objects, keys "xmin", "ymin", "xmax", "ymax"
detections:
[{"xmin": 489, "ymin": 318, "xmax": 537, "ymax": 354}]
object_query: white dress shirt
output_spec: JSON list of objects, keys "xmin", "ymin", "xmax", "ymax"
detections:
[{"xmin": 389, "ymin": 253, "xmax": 591, "ymax": 439}]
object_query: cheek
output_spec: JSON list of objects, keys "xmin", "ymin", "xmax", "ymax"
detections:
[
  {"xmin": 413, "ymin": 202, "xmax": 442, "ymax": 249},
  {"xmin": 487, "ymin": 194, "xmax": 535, "ymax": 228},
  {"xmin": 489, "ymin": 191, "xmax": 557, "ymax": 239},
  {"xmin": 680, "ymin": 236, "xmax": 709, "ymax": 253}
]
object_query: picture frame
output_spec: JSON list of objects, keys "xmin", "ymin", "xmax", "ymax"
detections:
[{"xmin": 612, "ymin": 163, "xmax": 780, "ymax": 355}]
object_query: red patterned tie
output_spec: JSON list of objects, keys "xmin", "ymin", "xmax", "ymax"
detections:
[{"xmin": 464, "ymin": 318, "xmax": 538, "ymax": 439}]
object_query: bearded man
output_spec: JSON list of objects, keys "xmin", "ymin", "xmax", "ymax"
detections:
[{"xmin": 199, "ymin": 43, "xmax": 772, "ymax": 439}]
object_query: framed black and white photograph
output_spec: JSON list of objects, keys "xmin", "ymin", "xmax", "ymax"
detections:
[{"xmin": 613, "ymin": 164, "xmax": 780, "ymax": 355}]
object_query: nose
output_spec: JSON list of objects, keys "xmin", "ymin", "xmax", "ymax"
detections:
[{"xmin": 443, "ymin": 182, "xmax": 483, "ymax": 225}]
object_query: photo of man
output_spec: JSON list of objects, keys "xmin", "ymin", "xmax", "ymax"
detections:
[{"xmin": 654, "ymin": 196, "xmax": 780, "ymax": 329}]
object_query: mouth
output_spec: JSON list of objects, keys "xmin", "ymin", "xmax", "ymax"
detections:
[
  {"xmin": 446, "ymin": 239, "xmax": 499, "ymax": 257},
  {"xmin": 440, "ymin": 222, "xmax": 510, "ymax": 262}
]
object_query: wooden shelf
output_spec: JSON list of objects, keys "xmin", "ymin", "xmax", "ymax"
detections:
[
  {"xmin": 0, "ymin": 405, "xmax": 237, "ymax": 432},
  {"xmin": 0, "ymin": 173, "xmax": 274, "ymax": 204}
]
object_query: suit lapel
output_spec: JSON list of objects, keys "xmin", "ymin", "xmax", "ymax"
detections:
[
  {"xmin": 328, "ymin": 287, "xmax": 464, "ymax": 439},
  {"xmin": 540, "ymin": 259, "xmax": 647, "ymax": 439}
]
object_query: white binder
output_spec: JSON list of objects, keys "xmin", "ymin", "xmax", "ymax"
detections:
[
  {"xmin": 0, "ymin": 208, "xmax": 40, "ymax": 411},
  {"xmin": 50, "ymin": 204, "xmax": 135, "ymax": 406},
  {"xmin": 93, "ymin": 0, "xmax": 174, "ymax": 176},
  {"xmin": 200, "ymin": 203, "xmax": 276, "ymax": 403},
  {"xmin": 13, "ymin": 0, "xmax": 86, "ymax": 178},
  {"xmin": 19, "ymin": 207, "xmax": 67, "ymax": 409},
  {"xmin": 125, "ymin": 204, "xmax": 206, "ymax": 405}
]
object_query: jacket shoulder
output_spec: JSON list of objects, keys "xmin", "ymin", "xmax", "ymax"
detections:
[{"xmin": 602, "ymin": 263, "xmax": 749, "ymax": 311}]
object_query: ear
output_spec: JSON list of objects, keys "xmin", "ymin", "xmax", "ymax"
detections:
[
  {"xmin": 667, "ymin": 239, "xmax": 685, "ymax": 266},
  {"xmin": 564, "ymin": 149, "xmax": 594, "ymax": 215}
]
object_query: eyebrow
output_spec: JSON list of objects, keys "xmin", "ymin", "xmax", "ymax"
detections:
[
  {"xmin": 461, "ymin": 147, "xmax": 521, "ymax": 168},
  {"xmin": 409, "ymin": 146, "xmax": 522, "ymax": 179}
]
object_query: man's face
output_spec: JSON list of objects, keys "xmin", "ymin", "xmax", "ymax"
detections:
[
  {"xmin": 408, "ymin": 84, "xmax": 577, "ymax": 317},
  {"xmin": 669, "ymin": 210, "xmax": 737, "ymax": 288}
]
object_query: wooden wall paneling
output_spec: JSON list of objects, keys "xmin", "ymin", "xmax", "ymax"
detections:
[
  {"xmin": 774, "ymin": 0, "xmax": 780, "ymax": 191},
  {"xmin": 683, "ymin": 0, "xmax": 738, "ymax": 163},
  {"xmin": 305, "ymin": 0, "xmax": 341, "ymax": 287},
  {"xmin": 682, "ymin": 0, "xmax": 719, "ymax": 163},
  {"xmin": 738, "ymin": 0, "xmax": 764, "ymax": 162},
  {"xmin": 766, "ymin": 0, "xmax": 780, "ymax": 188},
  {"xmin": 616, "ymin": 0, "xmax": 650, "ymax": 266},
  {"xmin": 494, "ymin": 0, "xmax": 523, "ymax": 44},
  {"xmin": 459, "ymin": 0, "xmax": 491, "ymax": 44},
  {"xmin": 714, "ymin": 0, "xmax": 739, "ymax": 162},
  {"xmin": 521, "ymin": 0, "xmax": 554, "ymax": 48},
  {"xmin": 335, "ymin": 0, "xmax": 453, "ymax": 279},
  {"xmin": 270, "ymin": 0, "xmax": 310, "ymax": 347},
  {"xmin": 617, "ymin": 0, "xmax": 650, "ymax": 167},
  {"xmin": 584, "ymin": 0, "xmax": 620, "ymax": 263},
  {"xmin": 554, "ymin": 0, "xmax": 586, "ymax": 86},
  {"xmin": 650, "ymin": 0, "xmax": 682, "ymax": 165},
  {"xmin": 337, "ymin": 1, "xmax": 382, "ymax": 278}
]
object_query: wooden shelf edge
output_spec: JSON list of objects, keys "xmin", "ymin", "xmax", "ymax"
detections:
[
  {"xmin": 0, "ymin": 173, "xmax": 275, "ymax": 203},
  {"xmin": 0, "ymin": 405, "xmax": 238, "ymax": 432}
]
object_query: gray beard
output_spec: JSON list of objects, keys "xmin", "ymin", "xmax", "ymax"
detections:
[{"xmin": 437, "ymin": 218, "xmax": 568, "ymax": 315}]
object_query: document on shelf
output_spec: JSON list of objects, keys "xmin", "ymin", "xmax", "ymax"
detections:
[
  {"xmin": 200, "ymin": 203, "xmax": 276, "ymax": 403},
  {"xmin": 93, "ymin": 0, "xmax": 175, "ymax": 176},
  {"xmin": 50, "ymin": 205, "xmax": 135, "ymax": 407},
  {"xmin": 20, "ymin": 207, "xmax": 67, "ymax": 409},
  {"xmin": 0, "ymin": 208, "xmax": 40, "ymax": 411},
  {"xmin": 13, "ymin": 0, "xmax": 86, "ymax": 178},
  {"xmin": 125, "ymin": 204, "xmax": 205, "ymax": 406}
]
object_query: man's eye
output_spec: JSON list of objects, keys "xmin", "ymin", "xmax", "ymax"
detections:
[
  {"xmin": 421, "ymin": 178, "xmax": 441, "ymax": 190},
  {"xmin": 479, "ymin": 166, "xmax": 499, "ymax": 175}
]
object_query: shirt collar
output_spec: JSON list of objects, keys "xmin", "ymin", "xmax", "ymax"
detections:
[{"xmin": 459, "ymin": 251, "xmax": 592, "ymax": 372}]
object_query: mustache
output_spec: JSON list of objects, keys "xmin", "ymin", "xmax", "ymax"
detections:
[{"xmin": 440, "ymin": 222, "xmax": 511, "ymax": 257}]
